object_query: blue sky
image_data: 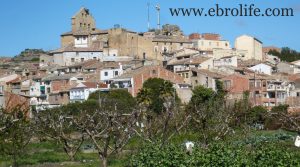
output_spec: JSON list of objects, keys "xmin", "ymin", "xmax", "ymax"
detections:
[{"xmin": 0, "ymin": 0, "xmax": 299, "ymax": 56}]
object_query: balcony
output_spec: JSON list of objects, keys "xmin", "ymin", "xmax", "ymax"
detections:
[
  {"xmin": 267, "ymin": 85, "xmax": 286, "ymax": 91},
  {"xmin": 175, "ymin": 67, "xmax": 190, "ymax": 72}
]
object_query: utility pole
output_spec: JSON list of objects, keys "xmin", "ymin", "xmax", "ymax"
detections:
[
  {"xmin": 156, "ymin": 4, "xmax": 161, "ymax": 30},
  {"xmin": 253, "ymin": 72, "xmax": 256, "ymax": 106},
  {"xmin": 275, "ymin": 82, "xmax": 277, "ymax": 106},
  {"xmin": 147, "ymin": 2, "xmax": 150, "ymax": 31}
]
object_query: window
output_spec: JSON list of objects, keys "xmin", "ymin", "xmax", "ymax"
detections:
[
  {"xmin": 152, "ymin": 70, "xmax": 156, "ymax": 74},
  {"xmin": 195, "ymin": 80, "xmax": 198, "ymax": 84},
  {"xmin": 185, "ymin": 73, "xmax": 189, "ymax": 78},
  {"xmin": 88, "ymin": 24, "xmax": 90, "ymax": 29},
  {"xmin": 80, "ymin": 23, "xmax": 82, "ymax": 27},
  {"xmin": 224, "ymin": 80, "xmax": 232, "ymax": 89},
  {"xmin": 41, "ymin": 60, "xmax": 44, "ymax": 63},
  {"xmin": 81, "ymin": 58, "xmax": 84, "ymax": 62},
  {"xmin": 180, "ymin": 43, "xmax": 183, "ymax": 46},
  {"xmin": 71, "ymin": 58, "xmax": 75, "ymax": 62},
  {"xmin": 83, "ymin": 36, "xmax": 86, "ymax": 40},
  {"xmin": 114, "ymin": 71, "xmax": 119, "ymax": 76},
  {"xmin": 104, "ymin": 72, "xmax": 108, "ymax": 76},
  {"xmin": 93, "ymin": 57, "xmax": 96, "ymax": 60}
]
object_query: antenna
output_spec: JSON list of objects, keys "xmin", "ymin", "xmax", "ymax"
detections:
[
  {"xmin": 147, "ymin": 2, "xmax": 150, "ymax": 31},
  {"xmin": 155, "ymin": 4, "xmax": 161, "ymax": 30}
]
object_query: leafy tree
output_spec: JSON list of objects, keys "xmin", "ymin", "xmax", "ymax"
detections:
[
  {"xmin": 89, "ymin": 89, "xmax": 136, "ymax": 113},
  {"xmin": 135, "ymin": 78, "xmax": 189, "ymax": 146},
  {"xmin": 0, "ymin": 106, "xmax": 32, "ymax": 167},
  {"xmin": 187, "ymin": 85, "xmax": 234, "ymax": 145},
  {"xmin": 137, "ymin": 78, "xmax": 180, "ymax": 114},
  {"xmin": 268, "ymin": 47, "xmax": 300, "ymax": 62}
]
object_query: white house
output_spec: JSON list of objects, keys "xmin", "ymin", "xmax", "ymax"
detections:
[
  {"xmin": 100, "ymin": 63, "xmax": 124, "ymax": 84},
  {"xmin": 53, "ymin": 50, "xmax": 104, "ymax": 66},
  {"xmin": 70, "ymin": 82, "xmax": 99, "ymax": 102},
  {"xmin": 213, "ymin": 56, "xmax": 238, "ymax": 68},
  {"xmin": 248, "ymin": 63, "xmax": 272, "ymax": 75}
]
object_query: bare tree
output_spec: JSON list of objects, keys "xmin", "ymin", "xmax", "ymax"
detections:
[
  {"xmin": 33, "ymin": 108, "xmax": 84, "ymax": 161},
  {"xmin": 0, "ymin": 105, "xmax": 32, "ymax": 167},
  {"xmin": 73, "ymin": 108, "xmax": 138, "ymax": 167}
]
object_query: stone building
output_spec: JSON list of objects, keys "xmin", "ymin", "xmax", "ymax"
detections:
[{"xmin": 235, "ymin": 35, "xmax": 263, "ymax": 61}]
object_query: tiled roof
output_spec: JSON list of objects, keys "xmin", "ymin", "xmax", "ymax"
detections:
[
  {"xmin": 42, "ymin": 74, "xmax": 76, "ymax": 81},
  {"xmin": 168, "ymin": 56, "xmax": 211, "ymax": 66},
  {"xmin": 61, "ymin": 28, "xmax": 108, "ymax": 36},
  {"xmin": 191, "ymin": 68, "xmax": 225, "ymax": 79},
  {"xmin": 50, "ymin": 41, "xmax": 103, "ymax": 53}
]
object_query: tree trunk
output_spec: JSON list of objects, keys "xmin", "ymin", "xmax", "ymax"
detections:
[
  {"xmin": 102, "ymin": 157, "xmax": 108, "ymax": 167},
  {"xmin": 12, "ymin": 153, "xmax": 18, "ymax": 167}
]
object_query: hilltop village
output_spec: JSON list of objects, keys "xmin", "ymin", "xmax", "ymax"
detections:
[{"xmin": 1, "ymin": 8, "xmax": 299, "ymax": 112}]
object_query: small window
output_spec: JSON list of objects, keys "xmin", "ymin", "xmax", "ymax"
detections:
[
  {"xmin": 83, "ymin": 36, "xmax": 86, "ymax": 40},
  {"xmin": 180, "ymin": 43, "xmax": 183, "ymax": 46},
  {"xmin": 81, "ymin": 58, "xmax": 84, "ymax": 62},
  {"xmin": 93, "ymin": 57, "xmax": 97, "ymax": 60},
  {"xmin": 185, "ymin": 73, "xmax": 189, "ymax": 78},
  {"xmin": 152, "ymin": 70, "xmax": 156, "ymax": 74},
  {"xmin": 104, "ymin": 72, "xmax": 108, "ymax": 76},
  {"xmin": 114, "ymin": 71, "xmax": 118, "ymax": 76},
  {"xmin": 71, "ymin": 58, "xmax": 75, "ymax": 62},
  {"xmin": 80, "ymin": 23, "xmax": 82, "ymax": 27},
  {"xmin": 195, "ymin": 80, "xmax": 198, "ymax": 84}
]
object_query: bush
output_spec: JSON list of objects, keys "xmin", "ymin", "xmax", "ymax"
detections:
[{"xmin": 130, "ymin": 142, "xmax": 300, "ymax": 167}]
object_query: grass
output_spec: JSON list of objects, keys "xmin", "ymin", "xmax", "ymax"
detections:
[
  {"xmin": 0, "ymin": 129, "xmax": 299, "ymax": 167},
  {"xmin": 0, "ymin": 140, "xmax": 128, "ymax": 167}
]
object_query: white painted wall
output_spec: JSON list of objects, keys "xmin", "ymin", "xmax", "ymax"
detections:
[
  {"xmin": 249, "ymin": 63, "xmax": 272, "ymax": 75},
  {"xmin": 53, "ymin": 51, "xmax": 103, "ymax": 66},
  {"xmin": 70, "ymin": 87, "xmax": 98, "ymax": 101},
  {"xmin": 213, "ymin": 56, "xmax": 238, "ymax": 67},
  {"xmin": 74, "ymin": 36, "xmax": 88, "ymax": 47},
  {"xmin": 100, "ymin": 67, "xmax": 124, "ymax": 82}
]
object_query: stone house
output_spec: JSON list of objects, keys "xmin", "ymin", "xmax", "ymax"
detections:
[{"xmin": 190, "ymin": 69, "xmax": 225, "ymax": 91}]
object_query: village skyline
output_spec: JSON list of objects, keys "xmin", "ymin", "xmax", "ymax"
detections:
[{"xmin": 0, "ymin": 0, "xmax": 300, "ymax": 56}]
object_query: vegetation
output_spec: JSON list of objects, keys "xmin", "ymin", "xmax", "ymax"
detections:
[
  {"xmin": 1, "ymin": 78, "xmax": 300, "ymax": 166},
  {"xmin": 269, "ymin": 47, "xmax": 300, "ymax": 62}
]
